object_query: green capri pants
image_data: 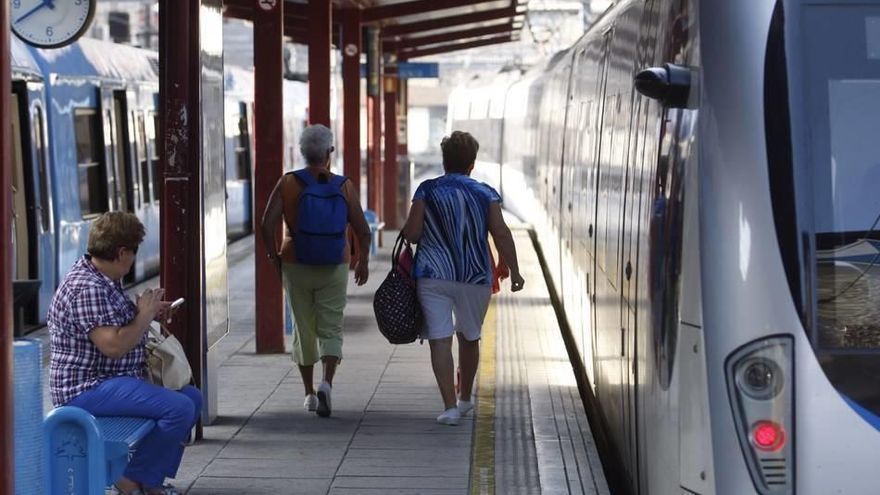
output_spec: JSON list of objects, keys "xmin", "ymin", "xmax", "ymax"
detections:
[{"xmin": 281, "ymin": 263, "xmax": 349, "ymax": 366}]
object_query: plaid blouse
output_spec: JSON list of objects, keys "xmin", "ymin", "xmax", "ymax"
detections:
[{"xmin": 48, "ymin": 255, "xmax": 146, "ymax": 406}]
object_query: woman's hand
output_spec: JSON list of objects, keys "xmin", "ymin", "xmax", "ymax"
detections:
[
  {"xmin": 137, "ymin": 288, "xmax": 167, "ymax": 322},
  {"xmin": 354, "ymin": 260, "xmax": 369, "ymax": 286},
  {"xmin": 156, "ymin": 299, "xmax": 181, "ymax": 324},
  {"xmin": 510, "ymin": 272, "xmax": 525, "ymax": 292}
]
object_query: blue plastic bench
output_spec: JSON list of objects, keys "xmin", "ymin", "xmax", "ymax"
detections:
[
  {"xmin": 44, "ymin": 406, "xmax": 155, "ymax": 495},
  {"xmin": 363, "ymin": 209, "xmax": 385, "ymax": 256}
]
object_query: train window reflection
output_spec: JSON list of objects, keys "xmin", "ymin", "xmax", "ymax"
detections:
[
  {"xmin": 814, "ymin": 80, "xmax": 880, "ymax": 350},
  {"xmin": 74, "ymin": 110, "xmax": 109, "ymax": 218}
]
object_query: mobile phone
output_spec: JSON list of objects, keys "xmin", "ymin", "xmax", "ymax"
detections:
[{"xmin": 170, "ymin": 297, "xmax": 185, "ymax": 309}]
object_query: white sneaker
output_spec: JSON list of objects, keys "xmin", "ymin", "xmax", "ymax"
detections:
[
  {"xmin": 457, "ymin": 399, "xmax": 474, "ymax": 417},
  {"xmin": 304, "ymin": 394, "xmax": 318, "ymax": 412},
  {"xmin": 316, "ymin": 382, "xmax": 332, "ymax": 417},
  {"xmin": 436, "ymin": 407, "xmax": 461, "ymax": 426}
]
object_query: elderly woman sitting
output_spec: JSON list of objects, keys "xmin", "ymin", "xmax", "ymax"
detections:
[{"xmin": 48, "ymin": 212, "xmax": 201, "ymax": 495}]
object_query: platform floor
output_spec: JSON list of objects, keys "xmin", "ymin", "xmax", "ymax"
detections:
[{"xmin": 33, "ymin": 229, "xmax": 609, "ymax": 495}]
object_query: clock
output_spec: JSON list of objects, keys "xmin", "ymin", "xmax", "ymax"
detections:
[{"xmin": 11, "ymin": 0, "xmax": 96, "ymax": 49}]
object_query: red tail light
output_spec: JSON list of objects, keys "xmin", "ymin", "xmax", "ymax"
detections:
[{"xmin": 751, "ymin": 420, "xmax": 785, "ymax": 452}]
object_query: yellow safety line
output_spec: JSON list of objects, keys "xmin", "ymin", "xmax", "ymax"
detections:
[{"xmin": 470, "ymin": 298, "xmax": 496, "ymax": 495}]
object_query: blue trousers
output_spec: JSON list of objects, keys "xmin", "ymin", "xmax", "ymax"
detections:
[{"xmin": 68, "ymin": 377, "xmax": 202, "ymax": 488}]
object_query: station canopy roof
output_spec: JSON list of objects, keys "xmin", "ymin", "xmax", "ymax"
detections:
[{"xmin": 223, "ymin": 0, "xmax": 527, "ymax": 60}]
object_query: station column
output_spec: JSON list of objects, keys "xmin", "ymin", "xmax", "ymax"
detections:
[
  {"xmin": 308, "ymin": 0, "xmax": 332, "ymax": 126},
  {"xmin": 0, "ymin": 0, "xmax": 14, "ymax": 489},
  {"xmin": 160, "ymin": 0, "xmax": 228, "ymax": 425},
  {"xmin": 365, "ymin": 28, "xmax": 383, "ymax": 215},
  {"xmin": 341, "ymin": 9, "xmax": 362, "ymax": 190},
  {"xmin": 382, "ymin": 59, "xmax": 399, "ymax": 228},
  {"xmin": 253, "ymin": 0, "xmax": 285, "ymax": 353}
]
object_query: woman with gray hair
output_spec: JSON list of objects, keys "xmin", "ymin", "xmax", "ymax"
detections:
[{"xmin": 261, "ymin": 124, "xmax": 372, "ymax": 417}]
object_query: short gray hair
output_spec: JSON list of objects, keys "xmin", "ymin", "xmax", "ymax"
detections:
[{"xmin": 299, "ymin": 124, "xmax": 334, "ymax": 166}]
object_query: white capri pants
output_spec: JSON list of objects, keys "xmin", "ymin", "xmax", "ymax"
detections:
[{"xmin": 417, "ymin": 278, "xmax": 492, "ymax": 341}]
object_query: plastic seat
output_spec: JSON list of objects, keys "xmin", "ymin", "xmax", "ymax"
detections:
[{"xmin": 44, "ymin": 406, "xmax": 155, "ymax": 495}]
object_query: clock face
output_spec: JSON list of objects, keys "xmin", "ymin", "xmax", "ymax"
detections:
[{"xmin": 11, "ymin": 0, "xmax": 96, "ymax": 49}]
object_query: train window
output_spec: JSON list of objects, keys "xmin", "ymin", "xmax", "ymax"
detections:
[
  {"xmin": 74, "ymin": 110, "xmax": 109, "ymax": 218},
  {"xmin": 235, "ymin": 106, "xmax": 251, "ymax": 181},
  {"xmin": 32, "ymin": 106, "xmax": 50, "ymax": 231},
  {"xmin": 147, "ymin": 112, "xmax": 161, "ymax": 203},
  {"xmin": 135, "ymin": 113, "xmax": 151, "ymax": 204}
]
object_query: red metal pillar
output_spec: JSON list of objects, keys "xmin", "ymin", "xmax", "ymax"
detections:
[
  {"xmin": 342, "ymin": 9, "xmax": 361, "ymax": 191},
  {"xmin": 308, "ymin": 0, "xmax": 332, "ymax": 126},
  {"xmin": 159, "ymin": 0, "xmax": 205, "ymax": 430},
  {"xmin": 397, "ymin": 78, "xmax": 409, "ymax": 223},
  {"xmin": 253, "ymin": 0, "xmax": 285, "ymax": 353},
  {"xmin": 0, "ymin": 0, "xmax": 14, "ymax": 489},
  {"xmin": 382, "ymin": 62, "xmax": 399, "ymax": 228},
  {"xmin": 366, "ymin": 28, "xmax": 382, "ymax": 214},
  {"xmin": 341, "ymin": 9, "xmax": 361, "ymax": 188}
]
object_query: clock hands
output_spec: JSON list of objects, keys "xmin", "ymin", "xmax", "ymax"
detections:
[{"xmin": 15, "ymin": 0, "xmax": 56, "ymax": 26}]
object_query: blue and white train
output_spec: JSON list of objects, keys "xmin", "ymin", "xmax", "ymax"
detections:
[
  {"xmin": 9, "ymin": 37, "xmax": 308, "ymax": 334},
  {"xmin": 450, "ymin": 0, "xmax": 880, "ymax": 493}
]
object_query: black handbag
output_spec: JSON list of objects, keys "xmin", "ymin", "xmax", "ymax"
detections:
[{"xmin": 373, "ymin": 233, "xmax": 423, "ymax": 344}]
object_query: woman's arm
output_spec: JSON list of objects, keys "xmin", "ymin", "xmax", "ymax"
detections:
[
  {"xmin": 260, "ymin": 178, "xmax": 284, "ymax": 272},
  {"xmin": 487, "ymin": 202, "xmax": 524, "ymax": 291},
  {"xmin": 402, "ymin": 199, "xmax": 425, "ymax": 244},
  {"xmin": 345, "ymin": 181, "xmax": 372, "ymax": 285},
  {"xmin": 89, "ymin": 288, "xmax": 166, "ymax": 359}
]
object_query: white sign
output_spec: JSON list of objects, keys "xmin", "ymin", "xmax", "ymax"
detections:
[
  {"xmin": 258, "ymin": 0, "xmax": 277, "ymax": 11},
  {"xmin": 344, "ymin": 43, "xmax": 358, "ymax": 57}
]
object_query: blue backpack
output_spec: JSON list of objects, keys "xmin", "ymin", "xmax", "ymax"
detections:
[{"xmin": 293, "ymin": 169, "xmax": 349, "ymax": 265}]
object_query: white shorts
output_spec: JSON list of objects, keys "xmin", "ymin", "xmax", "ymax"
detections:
[{"xmin": 417, "ymin": 278, "xmax": 492, "ymax": 341}]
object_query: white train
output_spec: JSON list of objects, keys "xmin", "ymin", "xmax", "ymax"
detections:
[{"xmin": 449, "ymin": 0, "xmax": 880, "ymax": 493}]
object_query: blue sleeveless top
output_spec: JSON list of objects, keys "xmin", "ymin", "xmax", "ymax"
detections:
[{"xmin": 412, "ymin": 174, "xmax": 501, "ymax": 285}]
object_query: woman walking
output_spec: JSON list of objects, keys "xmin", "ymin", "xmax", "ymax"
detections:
[
  {"xmin": 261, "ymin": 124, "xmax": 372, "ymax": 417},
  {"xmin": 402, "ymin": 131, "xmax": 524, "ymax": 425}
]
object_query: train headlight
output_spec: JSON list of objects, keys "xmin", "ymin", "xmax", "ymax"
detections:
[
  {"xmin": 737, "ymin": 358, "xmax": 783, "ymax": 400},
  {"xmin": 725, "ymin": 336, "xmax": 794, "ymax": 495}
]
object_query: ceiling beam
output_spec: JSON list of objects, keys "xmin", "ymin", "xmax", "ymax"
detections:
[
  {"xmin": 224, "ymin": 1, "xmax": 337, "ymax": 22},
  {"xmin": 387, "ymin": 23, "xmax": 513, "ymax": 51},
  {"xmin": 398, "ymin": 33, "xmax": 515, "ymax": 60},
  {"xmin": 362, "ymin": 0, "xmax": 503, "ymax": 23},
  {"xmin": 380, "ymin": 6, "xmax": 515, "ymax": 38}
]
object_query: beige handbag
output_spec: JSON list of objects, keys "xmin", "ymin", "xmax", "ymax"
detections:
[{"xmin": 145, "ymin": 323, "xmax": 193, "ymax": 390}]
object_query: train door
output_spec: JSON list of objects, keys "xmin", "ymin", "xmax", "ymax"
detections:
[
  {"xmin": 560, "ymin": 49, "xmax": 579, "ymax": 351},
  {"xmin": 227, "ymin": 101, "xmax": 253, "ymax": 238},
  {"xmin": 588, "ymin": 25, "xmax": 620, "ymax": 422},
  {"xmin": 11, "ymin": 85, "xmax": 36, "ymax": 334},
  {"xmin": 11, "ymin": 89, "xmax": 30, "ymax": 288},
  {"xmin": 132, "ymin": 100, "xmax": 160, "ymax": 278},
  {"xmin": 26, "ymin": 86, "xmax": 54, "ymax": 325}
]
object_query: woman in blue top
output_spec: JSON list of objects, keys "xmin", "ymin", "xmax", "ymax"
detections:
[{"xmin": 402, "ymin": 131, "xmax": 524, "ymax": 425}]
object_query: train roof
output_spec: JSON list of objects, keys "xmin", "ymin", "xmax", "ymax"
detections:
[
  {"xmin": 11, "ymin": 37, "xmax": 42, "ymax": 80},
  {"xmin": 31, "ymin": 38, "xmax": 158, "ymax": 84}
]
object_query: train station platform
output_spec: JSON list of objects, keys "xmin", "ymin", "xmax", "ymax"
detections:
[{"xmin": 32, "ymin": 229, "xmax": 609, "ymax": 495}]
